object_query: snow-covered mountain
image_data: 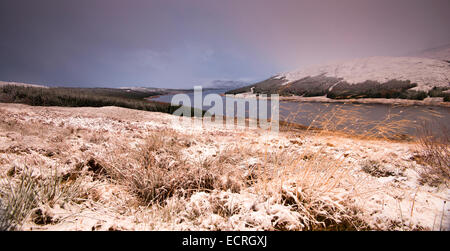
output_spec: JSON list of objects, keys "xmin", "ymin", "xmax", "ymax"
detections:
[{"xmin": 227, "ymin": 55, "xmax": 450, "ymax": 100}]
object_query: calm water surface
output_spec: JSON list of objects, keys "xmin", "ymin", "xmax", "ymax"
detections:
[{"xmin": 151, "ymin": 89, "xmax": 450, "ymax": 138}]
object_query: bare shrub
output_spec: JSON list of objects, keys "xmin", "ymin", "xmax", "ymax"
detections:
[{"xmin": 416, "ymin": 123, "xmax": 450, "ymax": 187}]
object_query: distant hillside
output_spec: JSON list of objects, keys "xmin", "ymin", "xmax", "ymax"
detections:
[
  {"xmin": 118, "ymin": 86, "xmax": 192, "ymax": 94},
  {"xmin": 411, "ymin": 44, "xmax": 450, "ymax": 62},
  {"xmin": 0, "ymin": 85, "xmax": 190, "ymax": 114},
  {"xmin": 203, "ymin": 80, "xmax": 250, "ymax": 90},
  {"xmin": 227, "ymin": 56, "xmax": 450, "ymax": 100},
  {"xmin": 0, "ymin": 81, "xmax": 48, "ymax": 88}
]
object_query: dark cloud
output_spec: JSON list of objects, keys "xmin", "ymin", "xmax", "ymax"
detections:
[{"xmin": 1, "ymin": 0, "xmax": 449, "ymax": 88}]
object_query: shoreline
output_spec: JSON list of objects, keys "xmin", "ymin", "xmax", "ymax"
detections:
[{"xmin": 226, "ymin": 93, "xmax": 450, "ymax": 107}]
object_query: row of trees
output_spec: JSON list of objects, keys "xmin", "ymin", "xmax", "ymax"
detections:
[{"xmin": 0, "ymin": 85, "xmax": 181, "ymax": 114}]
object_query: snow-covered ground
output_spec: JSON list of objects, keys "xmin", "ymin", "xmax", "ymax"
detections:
[{"xmin": 0, "ymin": 103, "xmax": 448, "ymax": 231}]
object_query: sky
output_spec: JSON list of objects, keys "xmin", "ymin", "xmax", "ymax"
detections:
[{"xmin": 1, "ymin": 0, "xmax": 450, "ymax": 88}]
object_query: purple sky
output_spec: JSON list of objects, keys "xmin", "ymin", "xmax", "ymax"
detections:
[{"xmin": 1, "ymin": 0, "xmax": 449, "ymax": 88}]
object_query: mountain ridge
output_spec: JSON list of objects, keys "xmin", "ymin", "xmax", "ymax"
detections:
[{"xmin": 227, "ymin": 55, "xmax": 450, "ymax": 100}]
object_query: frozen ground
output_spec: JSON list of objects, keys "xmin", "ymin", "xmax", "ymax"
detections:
[{"xmin": 0, "ymin": 103, "xmax": 448, "ymax": 230}]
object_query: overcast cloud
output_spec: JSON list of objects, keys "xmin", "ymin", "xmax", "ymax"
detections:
[{"xmin": 1, "ymin": 0, "xmax": 449, "ymax": 88}]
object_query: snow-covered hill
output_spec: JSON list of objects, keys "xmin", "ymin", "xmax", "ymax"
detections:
[
  {"xmin": 411, "ymin": 44, "xmax": 450, "ymax": 62},
  {"xmin": 228, "ymin": 54, "xmax": 450, "ymax": 100},
  {"xmin": 279, "ymin": 56, "xmax": 450, "ymax": 91}
]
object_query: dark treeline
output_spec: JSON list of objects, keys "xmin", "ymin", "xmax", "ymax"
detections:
[
  {"xmin": 428, "ymin": 86, "xmax": 450, "ymax": 102},
  {"xmin": 0, "ymin": 85, "xmax": 203, "ymax": 115}
]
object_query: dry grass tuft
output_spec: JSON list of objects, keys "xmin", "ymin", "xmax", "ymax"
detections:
[
  {"xmin": 0, "ymin": 168, "xmax": 85, "ymax": 230},
  {"xmin": 252, "ymin": 148, "xmax": 369, "ymax": 231},
  {"xmin": 278, "ymin": 185, "xmax": 368, "ymax": 230},
  {"xmin": 104, "ymin": 130, "xmax": 243, "ymax": 205}
]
